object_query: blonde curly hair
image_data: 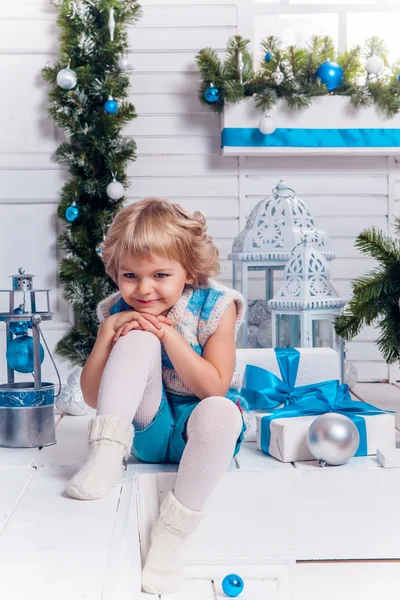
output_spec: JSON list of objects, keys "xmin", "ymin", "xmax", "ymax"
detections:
[{"xmin": 101, "ymin": 197, "xmax": 220, "ymax": 286}]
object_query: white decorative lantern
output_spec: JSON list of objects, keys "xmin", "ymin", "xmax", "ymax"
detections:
[
  {"xmin": 268, "ymin": 238, "xmax": 346, "ymax": 379},
  {"xmin": 229, "ymin": 180, "xmax": 335, "ymax": 347}
]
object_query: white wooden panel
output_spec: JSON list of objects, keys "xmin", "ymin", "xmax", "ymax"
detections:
[
  {"xmin": 346, "ymin": 342, "xmax": 382, "ymax": 362},
  {"xmin": 0, "ymin": 55, "xmax": 59, "ymax": 154},
  {"xmin": 127, "ymin": 197, "xmax": 239, "ymax": 219},
  {"xmin": 137, "ymin": 5, "xmax": 237, "ymax": 27},
  {"xmin": 0, "ymin": 168, "xmax": 66, "ymax": 201},
  {"xmin": 162, "ymin": 580, "xmax": 215, "ymax": 600},
  {"xmin": 317, "ymin": 217, "xmax": 387, "ymax": 237},
  {"xmin": 0, "ymin": 466, "xmax": 124, "ymax": 600},
  {"xmin": 126, "ymin": 175, "xmax": 237, "ymax": 197},
  {"xmin": 135, "ymin": 135, "xmax": 221, "ymax": 155},
  {"xmin": 128, "ymin": 27, "xmax": 235, "ymax": 51},
  {"xmin": 129, "ymin": 51, "xmax": 225, "ymax": 72},
  {"xmin": 352, "ymin": 361, "xmax": 388, "ymax": 382},
  {"xmin": 244, "ymin": 155, "xmax": 390, "ymax": 174},
  {"xmin": 128, "ymin": 155, "xmax": 238, "ymax": 177},
  {"xmin": 127, "ymin": 114, "xmax": 220, "ymax": 137},
  {"xmin": 295, "ymin": 562, "xmax": 400, "ymax": 600},
  {"xmin": 155, "ymin": 470, "xmax": 400, "ymax": 560},
  {"xmin": 131, "ymin": 71, "xmax": 199, "ymax": 94},
  {"xmin": 0, "ymin": 20, "xmax": 59, "ymax": 53},
  {"xmin": 131, "ymin": 93, "xmax": 209, "ymax": 114},
  {"xmin": 245, "ymin": 175, "xmax": 388, "ymax": 196},
  {"xmin": 353, "ymin": 383, "xmax": 400, "ymax": 427},
  {"xmin": 0, "ymin": 467, "xmax": 34, "ymax": 535}
]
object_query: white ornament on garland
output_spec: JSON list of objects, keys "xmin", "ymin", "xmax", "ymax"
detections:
[
  {"xmin": 272, "ymin": 65, "xmax": 284, "ymax": 86},
  {"xmin": 108, "ymin": 7, "xmax": 116, "ymax": 41},
  {"xmin": 238, "ymin": 50, "xmax": 244, "ymax": 84},
  {"xmin": 365, "ymin": 55, "xmax": 384, "ymax": 75},
  {"xmin": 55, "ymin": 367, "xmax": 88, "ymax": 416},
  {"xmin": 259, "ymin": 114, "xmax": 277, "ymax": 135},
  {"xmin": 106, "ymin": 174, "xmax": 125, "ymax": 200},
  {"xmin": 57, "ymin": 63, "xmax": 77, "ymax": 90}
]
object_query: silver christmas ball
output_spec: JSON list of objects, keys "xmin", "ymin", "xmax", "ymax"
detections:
[
  {"xmin": 307, "ymin": 413, "xmax": 360, "ymax": 466},
  {"xmin": 106, "ymin": 180, "xmax": 125, "ymax": 200},
  {"xmin": 57, "ymin": 67, "xmax": 77, "ymax": 90},
  {"xmin": 344, "ymin": 361, "xmax": 358, "ymax": 390},
  {"xmin": 272, "ymin": 68, "xmax": 284, "ymax": 86},
  {"xmin": 365, "ymin": 55, "xmax": 384, "ymax": 75},
  {"xmin": 31, "ymin": 314, "xmax": 42, "ymax": 326},
  {"xmin": 259, "ymin": 115, "xmax": 277, "ymax": 135},
  {"xmin": 118, "ymin": 55, "xmax": 133, "ymax": 71},
  {"xmin": 56, "ymin": 367, "xmax": 88, "ymax": 416}
]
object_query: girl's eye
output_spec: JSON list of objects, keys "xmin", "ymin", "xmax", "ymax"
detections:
[
  {"xmin": 123, "ymin": 273, "xmax": 136, "ymax": 279},
  {"xmin": 155, "ymin": 273, "xmax": 169, "ymax": 279}
]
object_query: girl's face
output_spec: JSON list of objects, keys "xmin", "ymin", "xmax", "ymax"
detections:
[{"xmin": 117, "ymin": 253, "xmax": 191, "ymax": 316}]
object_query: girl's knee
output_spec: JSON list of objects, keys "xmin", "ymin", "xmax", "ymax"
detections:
[
  {"xmin": 189, "ymin": 396, "xmax": 242, "ymax": 433},
  {"xmin": 113, "ymin": 329, "xmax": 161, "ymax": 354}
]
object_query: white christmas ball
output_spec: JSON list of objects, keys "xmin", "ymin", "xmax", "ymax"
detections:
[
  {"xmin": 365, "ymin": 55, "xmax": 384, "ymax": 75},
  {"xmin": 118, "ymin": 55, "xmax": 133, "ymax": 71},
  {"xmin": 344, "ymin": 361, "xmax": 358, "ymax": 390},
  {"xmin": 57, "ymin": 67, "xmax": 77, "ymax": 90},
  {"xmin": 106, "ymin": 180, "xmax": 125, "ymax": 200},
  {"xmin": 272, "ymin": 69, "xmax": 284, "ymax": 86},
  {"xmin": 259, "ymin": 115, "xmax": 277, "ymax": 135}
]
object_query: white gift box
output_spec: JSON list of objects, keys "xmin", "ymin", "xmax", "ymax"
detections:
[
  {"xmin": 235, "ymin": 347, "xmax": 341, "ymax": 442},
  {"xmin": 255, "ymin": 410, "xmax": 396, "ymax": 463}
]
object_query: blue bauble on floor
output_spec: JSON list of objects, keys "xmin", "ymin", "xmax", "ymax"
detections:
[{"xmin": 222, "ymin": 574, "xmax": 244, "ymax": 597}]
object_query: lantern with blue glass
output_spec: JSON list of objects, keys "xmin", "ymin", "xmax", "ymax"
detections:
[
  {"xmin": 0, "ymin": 268, "xmax": 58, "ymax": 448},
  {"xmin": 268, "ymin": 238, "xmax": 346, "ymax": 381}
]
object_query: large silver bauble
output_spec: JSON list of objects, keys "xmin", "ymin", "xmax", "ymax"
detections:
[
  {"xmin": 272, "ymin": 68, "xmax": 284, "ymax": 86},
  {"xmin": 344, "ymin": 361, "xmax": 358, "ymax": 390},
  {"xmin": 55, "ymin": 367, "xmax": 88, "ymax": 416},
  {"xmin": 106, "ymin": 180, "xmax": 125, "ymax": 200},
  {"xmin": 307, "ymin": 413, "xmax": 360, "ymax": 466},
  {"xmin": 56, "ymin": 67, "xmax": 77, "ymax": 90}
]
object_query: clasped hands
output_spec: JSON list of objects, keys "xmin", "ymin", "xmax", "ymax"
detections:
[{"xmin": 107, "ymin": 310, "xmax": 173, "ymax": 345}]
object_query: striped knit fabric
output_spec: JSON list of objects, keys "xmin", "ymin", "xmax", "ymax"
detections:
[{"xmin": 96, "ymin": 279, "xmax": 249, "ymax": 415}]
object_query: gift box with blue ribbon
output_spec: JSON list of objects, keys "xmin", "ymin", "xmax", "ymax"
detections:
[{"xmin": 241, "ymin": 348, "xmax": 396, "ymax": 462}]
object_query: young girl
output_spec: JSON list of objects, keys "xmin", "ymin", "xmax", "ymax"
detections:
[{"xmin": 67, "ymin": 197, "xmax": 249, "ymax": 595}]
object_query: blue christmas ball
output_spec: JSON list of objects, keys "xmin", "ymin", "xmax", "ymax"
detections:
[
  {"xmin": 6, "ymin": 335, "xmax": 45, "ymax": 374},
  {"xmin": 316, "ymin": 60, "xmax": 343, "ymax": 91},
  {"xmin": 204, "ymin": 86, "xmax": 220, "ymax": 103},
  {"xmin": 397, "ymin": 74, "xmax": 400, "ymax": 82},
  {"xmin": 264, "ymin": 52, "xmax": 272, "ymax": 63},
  {"xmin": 104, "ymin": 98, "xmax": 118, "ymax": 114},
  {"xmin": 222, "ymin": 574, "xmax": 244, "ymax": 597},
  {"xmin": 65, "ymin": 204, "xmax": 80, "ymax": 222},
  {"xmin": 10, "ymin": 307, "xmax": 29, "ymax": 337}
]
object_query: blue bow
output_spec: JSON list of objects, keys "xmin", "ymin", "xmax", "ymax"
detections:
[
  {"xmin": 241, "ymin": 348, "xmax": 339, "ymax": 411},
  {"xmin": 259, "ymin": 376, "xmax": 393, "ymax": 458}
]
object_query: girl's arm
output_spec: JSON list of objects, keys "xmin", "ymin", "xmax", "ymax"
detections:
[
  {"xmin": 80, "ymin": 321, "xmax": 115, "ymax": 409},
  {"xmin": 161, "ymin": 303, "xmax": 237, "ymax": 400}
]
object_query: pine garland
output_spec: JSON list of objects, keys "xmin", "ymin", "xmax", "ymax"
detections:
[
  {"xmin": 42, "ymin": 0, "xmax": 141, "ymax": 366},
  {"xmin": 334, "ymin": 223, "xmax": 400, "ymax": 364},
  {"xmin": 197, "ymin": 34, "xmax": 400, "ymax": 118}
]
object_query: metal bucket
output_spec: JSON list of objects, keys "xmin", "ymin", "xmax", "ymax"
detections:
[{"xmin": 0, "ymin": 382, "xmax": 56, "ymax": 448}]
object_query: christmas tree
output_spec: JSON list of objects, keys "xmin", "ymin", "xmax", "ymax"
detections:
[
  {"xmin": 42, "ymin": 0, "xmax": 141, "ymax": 366},
  {"xmin": 335, "ymin": 223, "xmax": 400, "ymax": 364}
]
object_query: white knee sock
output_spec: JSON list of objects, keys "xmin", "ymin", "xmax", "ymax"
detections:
[
  {"xmin": 141, "ymin": 491, "xmax": 203, "ymax": 595},
  {"xmin": 67, "ymin": 415, "xmax": 133, "ymax": 500}
]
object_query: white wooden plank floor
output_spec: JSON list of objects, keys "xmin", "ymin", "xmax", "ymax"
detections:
[{"xmin": 0, "ymin": 384, "xmax": 399, "ymax": 600}]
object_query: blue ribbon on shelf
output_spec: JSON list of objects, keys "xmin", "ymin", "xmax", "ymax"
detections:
[
  {"xmin": 221, "ymin": 127, "xmax": 400, "ymax": 148},
  {"xmin": 241, "ymin": 347, "xmax": 339, "ymax": 411}
]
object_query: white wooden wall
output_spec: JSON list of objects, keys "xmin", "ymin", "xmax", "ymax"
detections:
[{"xmin": 0, "ymin": 0, "xmax": 399, "ymax": 384}]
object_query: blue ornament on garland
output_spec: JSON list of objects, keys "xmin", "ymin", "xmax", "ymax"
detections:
[
  {"xmin": 222, "ymin": 574, "xmax": 244, "ymax": 597},
  {"xmin": 264, "ymin": 52, "xmax": 272, "ymax": 63},
  {"xmin": 204, "ymin": 83, "xmax": 220, "ymax": 103},
  {"xmin": 6, "ymin": 335, "xmax": 45, "ymax": 374},
  {"xmin": 316, "ymin": 61, "xmax": 343, "ymax": 91},
  {"xmin": 104, "ymin": 95, "xmax": 118, "ymax": 114},
  {"xmin": 10, "ymin": 306, "xmax": 29, "ymax": 337},
  {"xmin": 65, "ymin": 201, "xmax": 80, "ymax": 223}
]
